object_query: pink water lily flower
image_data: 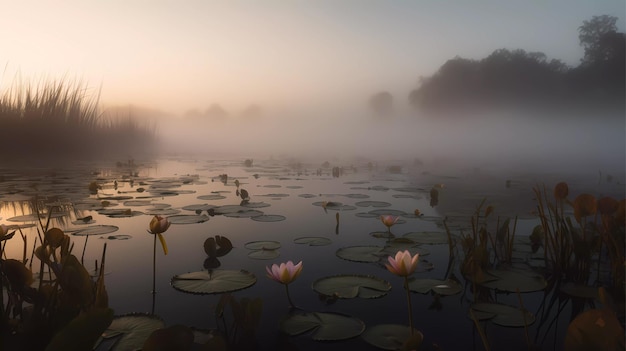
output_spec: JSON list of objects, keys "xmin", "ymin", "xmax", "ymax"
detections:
[
  {"xmin": 380, "ymin": 215, "xmax": 400, "ymax": 229},
  {"xmin": 266, "ymin": 260, "xmax": 303, "ymax": 284},
  {"xmin": 148, "ymin": 215, "xmax": 171, "ymax": 234},
  {"xmin": 385, "ymin": 250, "xmax": 419, "ymax": 277}
]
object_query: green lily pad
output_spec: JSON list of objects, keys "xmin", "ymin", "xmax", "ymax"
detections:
[
  {"xmin": 123, "ymin": 200, "xmax": 153, "ymax": 206},
  {"xmin": 145, "ymin": 209, "xmax": 181, "ymax": 216},
  {"xmin": 336, "ymin": 246, "xmax": 385, "ymax": 263},
  {"xmin": 244, "ymin": 241, "xmax": 281, "ymax": 250},
  {"xmin": 182, "ymin": 204, "xmax": 216, "ymax": 211},
  {"xmin": 559, "ymin": 282, "xmax": 598, "ymax": 299},
  {"xmin": 223, "ymin": 210, "xmax": 265, "ymax": 218},
  {"xmin": 293, "ymin": 237, "xmax": 332, "ymax": 246},
  {"xmin": 343, "ymin": 193, "xmax": 370, "ymax": 199},
  {"xmin": 280, "ymin": 312, "xmax": 365, "ymax": 341},
  {"xmin": 241, "ymin": 202, "xmax": 271, "ymax": 208},
  {"xmin": 312, "ymin": 274, "xmax": 391, "ymax": 299},
  {"xmin": 99, "ymin": 313, "xmax": 165, "ymax": 351},
  {"xmin": 73, "ymin": 225, "xmax": 119, "ymax": 236},
  {"xmin": 197, "ymin": 194, "xmax": 226, "ymax": 200},
  {"xmin": 480, "ymin": 269, "xmax": 547, "ymax": 293},
  {"xmin": 250, "ymin": 215, "xmax": 286, "ymax": 222},
  {"xmin": 355, "ymin": 201, "xmax": 391, "ymax": 207},
  {"xmin": 408, "ymin": 278, "xmax": 462, "ymax": 295},
  {"xmin": 299, "ymin": 194, "xmax": 318, "ymax": 198},
  {"xmin": 247, "ymin": 250, "xmax": 280, "ymax": 260},
  {"xmin": 368, "ymin": 209, "xmax": 407, "ymax": 216},
  {"xmin": 469, "ymin": 303, "xmax": 535, "ymax": 327},
  {"xmin": 402, "ymin": 232, "xmax": 449, "ymax": 245},
  {"xmin": 103, "ymin": 235, "xmax": 133, "ymax": 240},
  {"xmin": 171, "ymin": 269, "xmax": 256, "ymax": 294},
  {"xmin": 166, "ymin": 214, "xmax": 210, "ymax": 224},
  {"xmin": 361, "ymin": 324, "xmax": 423, "ymax": 350}
]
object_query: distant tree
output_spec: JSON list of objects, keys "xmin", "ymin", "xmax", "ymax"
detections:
[
  {"xmin": 205, "ymin": 104, "xmax": 228, "ymax": 120},
  {"xmin": 578, "ymin": 15, "xmax": 620, "ymax": 65},
  {"xmin": 369, "ymin": 91, "xmax": 393, "ymax": 116}
]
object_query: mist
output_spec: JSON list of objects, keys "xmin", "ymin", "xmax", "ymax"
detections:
[{"xmin": 154, "ymin": 105, "xmax": 625, "ymax": 179}]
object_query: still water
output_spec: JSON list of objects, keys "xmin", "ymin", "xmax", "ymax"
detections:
[{"xmin": 1, "ymin": 156, "xmax": 623, "ymax": 350}]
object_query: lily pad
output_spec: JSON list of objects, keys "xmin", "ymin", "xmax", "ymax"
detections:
[
  {"xmin": 469, "ymin": 302, "xmax": 535, "ymax": 327},
  {"xmin": 361, "ymin": 324, "xmax": 423, "ymax": 350},
  {"xmin": 73, "ymin": 225, "xmax": 119, "ymax": 236},
  {"xmin": 298, "ymin": 194, "xmax": 318, "ymax": 198},
  {"xmin": 247, "ymin": 250, "xmax": 280, "ymax": 260},
  {"xmin": 402, "ymin": 232, "xmax": 449, "ymax": 245},
  {"xmin": 280, "ymin": 312, "xmax": 365, "ymax": 341},
  {"xmin": 123, "ymin": 200, "xmax": 153, "ymax": 206},
  {"xmin": 343, "ymin": 193, "xmax": 371, "ymax": 199},
  {"xmin": 293, "ymin": 237, "xmax": 332, "ymax": 246},
  {"xmin": 182, "ymin": 204, "xmax": 216, "ymax": 211},
  {"xmin": 241, "ymin": 201, "xmax": 271, "ymax": 208},
  {"xmin": 250, "ymin": 215, "xmax": 286, "ymax": 222},
  {"xmin": 103, "ymin": 235, "xmax": 133, "ymax": 240},
  {"xmin": 336, "ymin": 246, "xmax": 385, "ymax": 263},
  {"xmin": 312, "ymin": 274, "xmax": 391, "ymax": 299},
  {"xmin": 408, "ymin": 278, "xmax": 462, "ymax": 295},
  {"xmin": 166, "ymin": 214, "xmax": 210, "ymax": 224},
  {"xmin": 171, "ymin": 269, "xmax": 256, "ymax": 294},
  {"xmin": 368, "ymin": 209, "xmax": 407, "ymax": 216},
  {"xmin": 480, "ymin": 269, "xmax": 547, "ymax": 293},
  {"xmin": 355, "ymin": 201, "xmax": 391, "ymax": 208},
  {"xmin": 244, "ymin": 241, "xmax": 281, "ymax": 250},
  {"xmin": 99, "ymin": 313, "xmax": 165, "ymax": 351},
  {"xmin": 197, "ymin": 194, "xmax": 226, "ymax": 200}
]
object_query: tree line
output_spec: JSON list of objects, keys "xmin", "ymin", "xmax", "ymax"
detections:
[{"xmin": 371, "ymin": 15, "xmax": 625, "ymax": 116}]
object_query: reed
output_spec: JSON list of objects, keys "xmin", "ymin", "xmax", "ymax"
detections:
[{"xmin": 0, "ymin": 77, "xmax": 157, "ymax": 162}]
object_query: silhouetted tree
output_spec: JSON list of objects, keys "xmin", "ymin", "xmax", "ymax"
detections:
[
  {"xmin": 369, "ymin": 91, "xmax": 393, "ymax": 116},
  {"xmin": 578, "ymin": 15, "xmax": 620, "ymax": 65}
]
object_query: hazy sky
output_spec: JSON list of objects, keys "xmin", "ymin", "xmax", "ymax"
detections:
[{"xmin": 1, "ymin": 0, "xmax": 625, "ymax": 115}]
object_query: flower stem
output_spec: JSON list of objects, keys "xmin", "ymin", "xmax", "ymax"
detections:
[
  {"xmin": 152, "ymin": 233, "xmax": 157, "ymax": 295},
  {"xmin": 404, "ymin": 276, "xmax": 414, "ymax": 335},
  {"xmin": 285, "ymin": 283, "xmax": 296, "ymax": 308}
]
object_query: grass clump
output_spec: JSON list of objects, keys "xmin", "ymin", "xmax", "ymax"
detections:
[{"xmin": 0, "ymin": 77, "xmax": 157, "ymax": 164}]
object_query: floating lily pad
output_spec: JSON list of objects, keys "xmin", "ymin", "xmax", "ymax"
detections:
[
  {"xmin": 247, "ymin": 250, "xmax": 280, "ymax": 260},
  {"xmin": 257, "ymin": 193, "xmax": 289, "ymax": 198},
  {"xmin": 336, "ymin": 246, "xmax": 385, "ymax": 263},
  {"xmin": 99, "ymin": 313, "xmax": 165, "ymax": 351},
  {"xmin": 197, "ymin": 194, "xmax": 226, "ymax": 200},
  {"xmin": 213, "ymin": 205, "xmax": 247, "ymax": 214},
  {"xmin": 145, "ymin": 208, "xmax": 181, "ymax": 216},
  {"xmin": 480, "ymin": 269, "xmax": 547, "ymax": 293},
  {"xmin": 167, "ymin": 214, "xmax": 210, "ymax": 224},
  {"xmin": 343, "ymin": 193, "xmax": 370, "ymax": 199},
  {"xmin": 293, "ymin": 237, "xmax": 332, "ymax": 246},
  {"xmin": 182, "ymin": 204, "xmax": 216, "ymax": 211},
  {"xmin": 469, "ymin": 303, "xmax": 535, "ymax": 327},
  {"xmin": 280, "ymin": 312, "xmax": 365, "ymax": 341},
  {"xmin": 223, "ymin": 210, "xmax": 265, "ymax": 218},
  {"xmin": 368, "ymin": 209, "xmax": 407, "ymax": 216},
  {"xmin": 361, "ymin": 324, "xmax": 422, "ymax": 350},
  {"xmin": 298, "ymin": 194, "xmax": 317, "ymax": 198},
  {"xmin": 355, "ymin": 201, "xmax": 391, "ymax": 208},
  {"xmin": 312, "ymin": 274, "xmax": 391, "ymax": 299},
  {"xmin": 241, "ymin": 202, "xmax": 271, "ymax": 208},
  {"xmin": 355, "ymin": 212, "xmax": 380, "ymax": 218},
  {"xmin": 286, "ymin": 185, "xmax": 303, "ymax": 189},
  {"xmin": 559, "ymin": 282, "xmax": 598, "ymax": 299},
  {"xmin": 7, "ymin": 212, "xmax": 66, "ymax": 222},
  {"xmin": 402, "ymin": 232, "xmax": 449, "ymax": 245},
  {"xmin": 408, "ymin": 278, "xmax": 462, "ymax": 295},
  {"xmin": 250, "ymin": 215, "xmax": 286, "ymax": 222},
  {"xmin": 392, "ymin": 187, "xmax": 423, "ymax": 193},
  {"xmin": 382, "ymin": 244, "xmax": 430, "ymax": 257},
  {"xmin": 106, "ymin": 210, "xmax": 144, "ymax": 218},
  {"xmin": 392, "ymin": 194, "xmax": 423, "ymax": 199},
  {"xmin": 73, "ymin": 225, "xmax": 119, "ymax": 236},
  {"xmin": 98, "ymin": 195, "xmax": 134, "ymax": 201},
  {"xmin": 123, "ymin": 200, "xmax": 153, "ymax": 206},
  {"xmin": 171, "ymin": 269, "xmax": 256, "ymax": 294},
  {"xmin": 244, "ymin": 241, "xmax": 281, "ymax": 250}
]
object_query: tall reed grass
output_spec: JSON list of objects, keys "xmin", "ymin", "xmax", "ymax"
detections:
[{"xmin": 0, "ymin": 77, "xmax": 157, "ymax": 163}]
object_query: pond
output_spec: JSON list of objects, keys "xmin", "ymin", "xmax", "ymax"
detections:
[{"xmin": 1, "ymin": 156, "xmax": 624, "ymax": 351}]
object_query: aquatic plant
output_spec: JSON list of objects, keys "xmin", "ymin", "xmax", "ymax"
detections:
[
  {"xmin": 147, "ymin": 215, "xmax": 170, "ymax": 309},
  {"xmin": 266, "ymin": 260, "xmax": 303, "ymax": 308},
  {"xmin": 0, "ymin": 77, "xmax": 157, "ymax": 163},
  {"xmin": 380, "ymin": 214, "xmax": 400, "ymax": 233},
  {"xmin": 0, "ymin": 206, "xmax": 112, "ymax": 350},
  {"xmin": 385, "ymin": 250, "xmax": 419, "ymax": 336}
]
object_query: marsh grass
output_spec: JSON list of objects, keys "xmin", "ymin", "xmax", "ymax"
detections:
[{"xmin": 0, "ymin": 78, "xmax": 157, "ymax": 163}]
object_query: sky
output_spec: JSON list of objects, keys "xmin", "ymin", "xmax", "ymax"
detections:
[{"xmin": 1, "ymin": 0, "xmax": 625, "ymax": 116}]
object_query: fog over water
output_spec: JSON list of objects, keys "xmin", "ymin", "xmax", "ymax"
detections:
[{"xmin": 155, "ymin": 106, "xmax": 625, "ymax": 178}]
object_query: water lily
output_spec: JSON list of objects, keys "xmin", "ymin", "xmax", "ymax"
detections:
[
  {"xmin": 147, "ymin": 215, "xmax": 171, "ymax": 306},
  {"xmin": 386, "ymin": 250, "xmax": 419, "ymax": 277},
  {"xmin": 380, "ymin": 215, "xmax": 400, "ymax": 232},
  {"xmin": 386, "ymin": 250, "xmax": 419, "ymax": 335},
  {"xmin": 266, "ymin": 260, "xmax": 302, "ymax": 308}
]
